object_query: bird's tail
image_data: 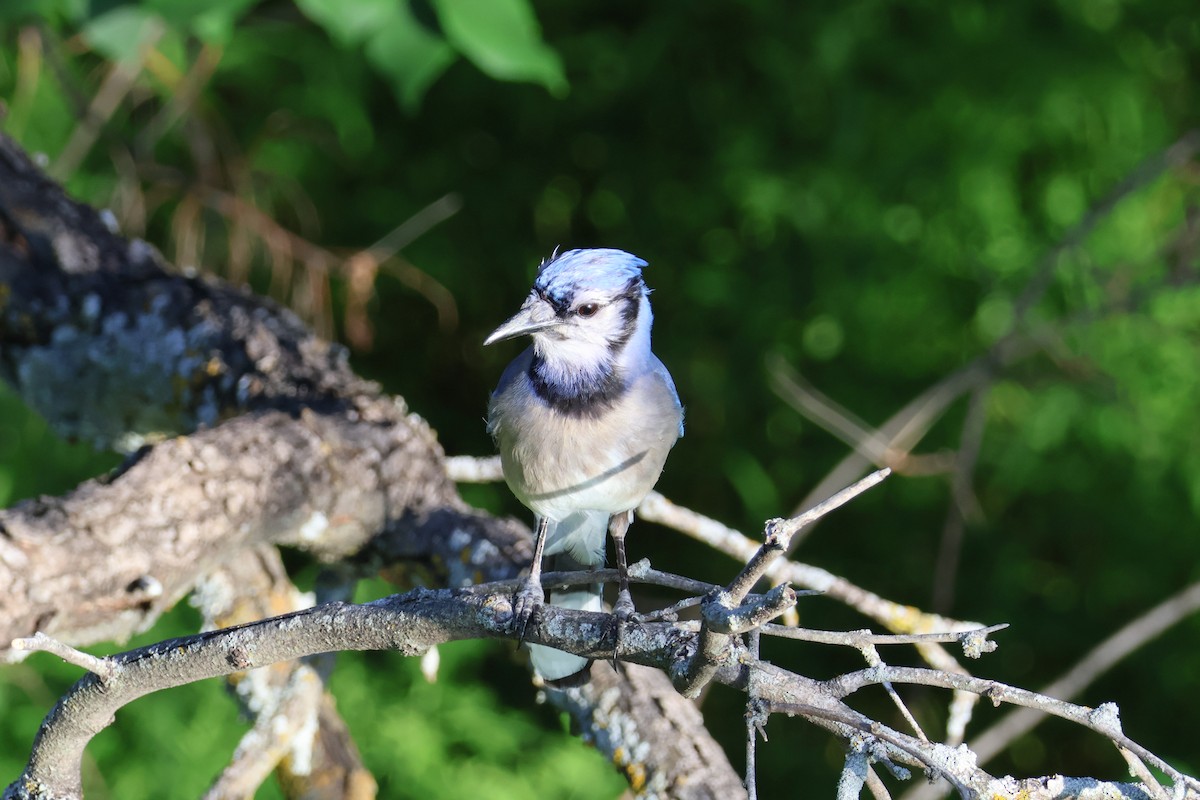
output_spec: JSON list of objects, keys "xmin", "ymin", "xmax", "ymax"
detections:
[{"xmin": 529, "ymin": 512, "xmax": 607, "ymax": 686}]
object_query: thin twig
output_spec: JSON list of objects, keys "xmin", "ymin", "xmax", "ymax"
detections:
[
  {"xmin": 864, "ymin": 766, "xmax": 894, "ymax": 800},
  {"xmin": 677, "ymin": 471, "xmax": 890, "ymax": 698},
  {"xmin": 768, "ymin": 363, "xmax": 892, "ymax": 464},
  {"xmin": 857, "ymin": 644, "xmax": 929, "ymax": 743},
  {"xmin": 787, "ymin": 338, "xmax": 1031, "ymax": 533},
  {"xmin": 766, "ymin": 700, "xmax": 983, "ymax": 799},
  {"xmin": 762, "ymin": 623, "xmax": 1007, "ymax": 652},
  {"xmin": 1115, "ymin": 745, "xmax": 1170, "ymax": 800},
  {"xmin": 745, "ymin": 629, "xmax": 763, "ymax": 800},
  {"xmin": 766, "ymin": 468, "xmax": 892, "ymax": 553},
  {"xmin": 831, "ymin": 666, "xmax": 1200, "ymax": 796},
  {"xmin": 960, "ymin": 580, "xmax": 1200, "ymax": 768},
  {"xmin": 135, "ymin": 42, "xmax": 222, "ymax": 157},
  {"xmin": 480, "ymin": 562, "xmax": 719, "ymax": 598},
  {"xmin": 636, "ymin": 490, "xmax": 988, "ymax": 650},
  {"xmin": 366, "ymin": 193, "xmax": 464, "ymax": 261},
  {"xmin": 932, "ymin": 381, "xmax": 990, "ymax": 614},
  {"xmin": 446, "ymin": 454, "xmax": 504, "ymax": 482},
  {"xmin": 51, "ymin": 19, "xmax": 164, "ymax": 179},
  {"xmin": 10, "ymin": 632, "xmax": 114, "ymax": 679}
]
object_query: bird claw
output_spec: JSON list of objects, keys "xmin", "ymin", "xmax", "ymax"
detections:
[
  {"xmin": 613, "ymin": 587, "xmax": 636, "ymax": 622},
  {"xmin": 512, "ymin": 579, "xmax": 545, "ymax": 642},
  {"xmin": 607, "ymin": 588, "xmax": 638, "ymax": 670}
]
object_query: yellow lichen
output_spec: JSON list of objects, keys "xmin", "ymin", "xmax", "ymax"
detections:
[{"xmin": 623, "ymin": 763, "xmax": 646, "ymax": 792}]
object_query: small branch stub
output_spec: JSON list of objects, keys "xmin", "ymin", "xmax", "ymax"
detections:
[{"xmin": 10, "ymin": 633, "xmax": 114, "ymax": 680}]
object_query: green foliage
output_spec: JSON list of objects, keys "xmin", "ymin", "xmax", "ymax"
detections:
[
  {"xmin": 298, "ymin": 0, "xmax": 564, "ymax": 110},
  {"xmin": 331, "ymin": 641, "xmax": 623, "ymax": 799},
  {"xmin": 4, "ymin": 0, "xmax": 1200, "ymax": 794},
  {"xmin": 432, "ymin": 0, "xmax": 566, "ymax": 96},
  {"xmin": 0, "ymin": 386, "xmax": 119, "ymax": 508},
  {"xmin": 329, "ymin": 579, "xmax": 625, "ymax": 799}
]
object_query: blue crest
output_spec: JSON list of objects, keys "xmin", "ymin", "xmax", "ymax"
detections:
[{"xmin": 534, "ymin": 249, "xmax": 648, "ymax": 305}]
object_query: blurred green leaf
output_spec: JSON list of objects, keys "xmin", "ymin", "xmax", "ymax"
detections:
[
  {"xmin": 364, "ymin": 3, "xmax": 457, "ymax": 111},
  {"xmin": 431, "ymin": 0, "xmax": 566, "ymax": 95},
  {"xmin": 80, "ymin": 6, "xmax": 165, "ymax": 63},
  {"xmin": 141, "ymin": 0, "xmax": 259, "ymax": 43},
  {"xmin": 295, "ymin": 0, "xmax": 398, "ymax": 46},
  {"xmin": 0, "ymin": 0, "xmax": 86, "ymax": 24}
]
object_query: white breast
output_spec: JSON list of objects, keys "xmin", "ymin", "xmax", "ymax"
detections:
[{"xmin": 489, "ymin": 353, "xmax": 682, "ymax": 522}]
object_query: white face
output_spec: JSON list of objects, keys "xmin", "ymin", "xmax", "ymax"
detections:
[
  {"xmin": 531, "ymin": 290, "xmax": 652, "ymax": 387},
  {"xmin": 535, "ymin": 289, "xmax": 627, "ymax": 347}
]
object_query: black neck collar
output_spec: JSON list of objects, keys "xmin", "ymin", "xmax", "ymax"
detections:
[{"xmin": 528, "ymin": 357, "xmax": 624, "ymax": 417}]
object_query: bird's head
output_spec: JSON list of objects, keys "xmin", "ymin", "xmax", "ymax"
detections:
[{"xmin": 485, "ymin": 249, "xmax": 652, "ymax": 368}]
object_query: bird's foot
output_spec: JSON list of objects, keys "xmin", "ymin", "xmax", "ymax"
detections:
[
  {"xmin": 607, "ymin": 588, "xmax": 638, "ymax": 671},
  {"xmin": 512, "ymin": 578, "xmax": 545, "ymax": 642},
  {"xmin": 613, "ymin": 587, "xmax": 636, "ymax": 622}
]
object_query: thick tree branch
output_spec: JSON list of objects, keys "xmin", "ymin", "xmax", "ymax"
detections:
[
  {"xmin": 0, "ymin": 408, "xmax": 519, "ymax": 652},
  {"xmin": 0, "ymin": 132, "xmax": 382, "ymax": 449}
]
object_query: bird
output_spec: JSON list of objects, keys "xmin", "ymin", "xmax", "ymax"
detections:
[{"xmin": 485, "ymin": 248, "xmax": 683, "ymax": 685}]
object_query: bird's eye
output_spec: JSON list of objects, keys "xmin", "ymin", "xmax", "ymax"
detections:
[{"xmin": 576, "ymin": 303, "xmax": 600, "ymax": 318}]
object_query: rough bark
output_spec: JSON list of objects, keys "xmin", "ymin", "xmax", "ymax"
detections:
[
  {"xmin": 559, "ymin": 662, "xmax": 748, "ymax": 800},
  {"xmin": 0, "ymin": 407, "xmax": 524, "ymax": 651}
]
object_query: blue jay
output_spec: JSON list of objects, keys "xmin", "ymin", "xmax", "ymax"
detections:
[{"xmin": 485, "ymin": 248, "xmax": 683, "ymax": 685}]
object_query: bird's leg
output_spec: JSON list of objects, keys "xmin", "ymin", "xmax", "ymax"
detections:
[
  {"xmin": 607, "ymin": 510, "xmax": 637, "ymax": 671},
  {"xmin": 609, "ymin": 510, "xmax": 635, "ymax": 621},
  {"xmin": 513, "ymin": 516, "xmax": 549, "ymax": 641}
]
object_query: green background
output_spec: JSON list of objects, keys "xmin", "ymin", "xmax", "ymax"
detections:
[{"xmin": 2, "ymin": 0, "xmax": 1199, "ymax": 795}]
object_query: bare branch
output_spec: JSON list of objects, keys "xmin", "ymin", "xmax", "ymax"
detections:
[
  {"xmin": 445, "ymin": 454, "xmax": 505, "ymax": 483},
  {"xmin": 9, "ymin": 633, "xmax": 113, "ymax": 678},
  {"xmin": 675, "ymin": 470, "xmax": 889, "ymax": 698},
  {"xmin": 202, "ymin": 665, "xmax": 325, "ymax": 800},
  {"xmin": 962, "ymin": 580, "xmax": 1200, "ymax": 772},
  {"xmin": 636, "ymin": 489, "xmax": 988, "ymax": 653},
  {"xmin": 762, "ymin": 623, "xmax": 1007, "ymax": 656},
  {"xmin": 195, "ymin": 546, "xmax": 376, "ymax": 799},
  {"xmin": 552, "ymin": 661, "xmax": 748, "ymax": 800},
  {"xmin": 0, "ymin": 409, "xmax": 505, "ymax": 653},
  {"xmin": 829, "ymin": 665, "xmax": 1200, "ymax": 797}
]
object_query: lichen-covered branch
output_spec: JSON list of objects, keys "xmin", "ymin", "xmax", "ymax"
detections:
[{"xmin": 0, "ymin": 133, "xmax": 379, "ymax": 450}]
